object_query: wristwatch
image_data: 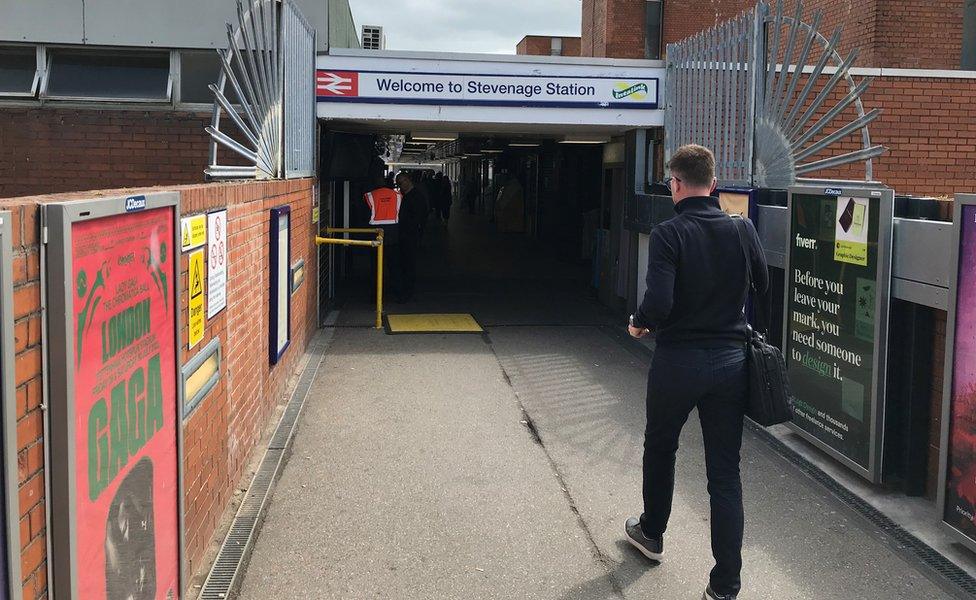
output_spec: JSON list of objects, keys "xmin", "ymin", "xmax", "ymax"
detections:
[{"xmin": 629, "ymin": 314, "xmax": 636, "ymax": 328}]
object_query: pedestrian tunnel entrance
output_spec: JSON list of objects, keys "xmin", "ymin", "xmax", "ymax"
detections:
[{"xmin": 313, "ymin": 49, "xmax": 666, "ymax": 327}]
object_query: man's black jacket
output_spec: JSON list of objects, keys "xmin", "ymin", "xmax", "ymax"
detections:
[{"xmin": 633, "ymin": 195, "xmax": 769, "ymax": 348}]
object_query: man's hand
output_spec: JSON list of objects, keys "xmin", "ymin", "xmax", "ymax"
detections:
[{"xmin": 628, "ymin": 325, "xmax": 650, "ymax": 339}]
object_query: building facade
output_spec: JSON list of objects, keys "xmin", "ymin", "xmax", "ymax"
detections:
[
  {"xmin": 0, "ymin": 0, "xmax": 360, "ymax": 198},
  {"xmin": 516, "ymin": 35, "xmax": 582, "ymax": 56}
]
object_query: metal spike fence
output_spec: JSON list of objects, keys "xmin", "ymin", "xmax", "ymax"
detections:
[
  {"xmin": 665, "ymin": 0, "xmax": 886, "ymax": 188},
  {"xmin": 207, "ymin": 0, "xmax": 314, "ymax": 180}
]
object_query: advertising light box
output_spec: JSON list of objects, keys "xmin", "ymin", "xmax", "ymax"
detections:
[
  {"xmin": 46, "ymin": 194, "xmax": 183, "ymax": 600},
  {"xmin": 783, "ymin": 185, "xmax": 894, "ymax": 482},
  {"xmin": 940, "ymin": 194, "xmax": 976, "ymax": 553}
]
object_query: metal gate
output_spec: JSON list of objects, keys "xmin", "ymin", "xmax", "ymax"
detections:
[
  {"xmin": 206, "ymin": 0, "xmax": 315, "ymax": 180},
  {"xmin": 665, "ymin": 0, "xmax": 885, "ymax": 188}
]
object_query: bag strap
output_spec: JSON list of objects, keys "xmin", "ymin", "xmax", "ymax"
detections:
[{"xmin": 731, "ymin": 216, "xmax": 753, "ymax": 293}]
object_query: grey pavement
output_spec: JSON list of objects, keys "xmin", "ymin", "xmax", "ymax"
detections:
[{"xmin": 238, "ymin": 215, "xmax": 958, "ymax": 599}]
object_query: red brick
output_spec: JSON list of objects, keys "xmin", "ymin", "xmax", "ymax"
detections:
[
  {"xmin": 16, "ymin": 412, "xmax": 42, "ymax": 452},
  {"xmin": 28, "ymin": 502, "xmax": 44, "ymax": 540},
  {"xmin": 20, "ymin": 536, "xmax": 44, "ymax": 579},
  {"xmin": 18, "ymin": 474, "xmax": 42, "ymax": 516},
  {"xmin": 13, "ymin": 285, "xmax": 40, "ymax": 321},
  {"xmin": 14, "ymin": 348, "xmax": 40, "ymax": 388}
]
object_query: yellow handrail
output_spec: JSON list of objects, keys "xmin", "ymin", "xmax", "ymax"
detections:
[
  {"xmin": 325, "ymin": 227, "xmax": 384, "ymax": 235},
  {"xmin": 315, "ymin": 230, "xmax": 385, "ymax": 329}
]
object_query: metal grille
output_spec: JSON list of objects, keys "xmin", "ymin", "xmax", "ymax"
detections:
[
  {"xmin": 665, "ymin": 0, "xmax": 886, "ymax": 188},
  {"xmin": 207, "ymin": 0, "xmax": 315, "ymax": 181},
  {"xmin": 282, "ymin": 0, "xmax": 316, "ymax": 179},
  {"xmin": 665, "ymin": 7, "xmax": 760, "ymax": 186}
]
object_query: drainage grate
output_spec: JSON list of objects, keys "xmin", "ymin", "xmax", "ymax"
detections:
[{"xmin": 198, "ymin": 327, "xmax": 334, "ymax": 600}]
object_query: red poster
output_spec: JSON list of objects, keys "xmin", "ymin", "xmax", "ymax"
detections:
[{"xmin": 71, "ymin": 207, "xmax": 179, "ymax": 600}]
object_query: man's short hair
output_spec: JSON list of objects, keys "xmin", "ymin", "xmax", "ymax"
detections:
[
  {"xmin": 395, "ymin": 171, "xmax": 412, "ymax": 184},
  {"xmin": 667, "ymin": 144, "xmax": 715, "ymax": 188}
]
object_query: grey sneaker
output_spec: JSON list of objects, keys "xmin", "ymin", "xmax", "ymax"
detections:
[
  {"xmin": 624, "ymin": 517, "xmax": 663, "ymax": 561},
  {"xmin": 703, "ymin": 585, "xmax": 736, "ymax": 600}
]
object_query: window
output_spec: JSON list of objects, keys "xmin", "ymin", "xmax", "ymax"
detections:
[
  {"xmin": 645, "ymin": 0, "xmax": 663, "ymax": 60},
  {"xmin": 0, "ymin": 46, "xmax": 40, "ymax": 97},
  {"xmin": 179, "ymin": 50, "xmax": 222, "ymax": 105},
  {"xmin": 43, "ymin": 49, "xmax": 171, "ymax": 101},
  {"xmin": 551, "ymin": 38, "xmax": 563, "ymax": 56}
]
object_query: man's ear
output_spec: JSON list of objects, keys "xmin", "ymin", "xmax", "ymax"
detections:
[{"xmin": 710, "ymin": 178, "xmax": 718, "ymax": 194}]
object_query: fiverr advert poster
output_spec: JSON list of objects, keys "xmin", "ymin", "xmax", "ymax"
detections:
[
  {"xmin": 786, "ymin": 193, "xmax": 879, "ymax": 469},
  {"xmin": 71, "ymin": 207, "xmax": 179, "ymax": 600}
]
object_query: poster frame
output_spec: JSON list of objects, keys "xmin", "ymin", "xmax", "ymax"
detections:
[
  {"xmin": 269, "ymin": 205, "xmax": 292, "ymax": 365},
  {"xmin": 715, "ymin": 187, "xmax": 759, "ymax": 223},
  {"xmin": 938, "ymin": 193, "xmax": 976, "ymax": 553},
  {"xmin": 0, "ymin": 211, "xmax": 23, "ymax": 600},
  {"xmin": 44, "ymin": 193, "xmax": 184, "ymax": 599},
  {"xmin": 782, "ymin": 183, "xmax": 895, "ymax": 483}
]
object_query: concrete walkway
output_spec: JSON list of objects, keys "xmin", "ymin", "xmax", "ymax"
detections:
[{"xmin": 237, "ymin": 215, "xmax": 959, "ymax": 599}]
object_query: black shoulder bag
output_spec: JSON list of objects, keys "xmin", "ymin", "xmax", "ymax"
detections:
[{"xmin": 732, "ymin": 217, "xmax": 795, "ymax": 427}]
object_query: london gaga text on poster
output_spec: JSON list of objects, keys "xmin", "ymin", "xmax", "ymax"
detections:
[{"xmin": 72, "ymin": 207, "xmax": 179, "ymax": 600}]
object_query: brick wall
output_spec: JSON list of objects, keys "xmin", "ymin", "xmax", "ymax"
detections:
[
  {"xmin": 581, "ymin": 0, "xmax": 756, "ymax": 59},
  {"xmin": 516, "ymin": 36, "xmax": 582, "ymax": 56},
  {"xmin": 0, "ymin": 108, "xmax": 224, "ymax": 199},
  {"xmin": 662, "ymin": 0, "xmax": 758, "ymax": 48},
  {"xmin": 0, "ymin": 177, "xmax": 318, "ymax": 598},
  {"xmin": 783, "ymin": 0, "xmax": 965, "ymax": 69},
  {"xmin": 789, "ymin": 74, "xmax": 976, "ymax": 197},
  {"xmin": 877, "ymin": 1, "xmax": 964, "ymax": 69},
  {"xmin": 581, "ymin": 0, "xmax": 607, "ymax": 57}
]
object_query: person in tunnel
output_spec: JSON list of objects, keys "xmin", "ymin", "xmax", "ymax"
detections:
[
  {"xmin": 624, "ymin": 145, "xmax": 768, "ymax": 600},
  {"xmin": 394, "ymin": 171, "xmax": 427, "ymax": 302},
  {"xmin": 494, "ymin": 170, "xmax": 525, "ymax": 233},
  {"xmin": 364, "ymin": 170, "xmax": 403, "ymax": 302}
]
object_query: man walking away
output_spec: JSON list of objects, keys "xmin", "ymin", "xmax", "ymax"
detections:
[
  {"xmin": 394, "ymin": 171, "xmax": 426, "ymax": 302},
  {"xmin": 363, "ymin": 172, "xmax": 402, "ymax": 301},
  {"xmin": 624, "ymin": 145, "xmax": 768, "ymax": 600}
]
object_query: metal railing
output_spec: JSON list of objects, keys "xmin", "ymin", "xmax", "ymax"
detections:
[
  {"xmin": 665, "ymin": 0, "xmax": 885, "ymax": 188},
  {"xmin": 315, "ymin": 227, "xmax": 385, "ymax": 329}
]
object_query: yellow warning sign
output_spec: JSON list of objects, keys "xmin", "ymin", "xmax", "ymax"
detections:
[
  {"xmin": 188, "ymin": 249, "xmax": 205, "ymax": 348},
  {"xmin": 181, "ymin": 214, "xmax": 207, "ymax": 251}
]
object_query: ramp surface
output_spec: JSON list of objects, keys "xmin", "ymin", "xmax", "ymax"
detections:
[
  {"xmin": 386, "ymin": 313, "xmax": 483, "ymax": 333},
  {"xmin": 237, "ymin": 214, "xmax": 958, "ymax": 599}
]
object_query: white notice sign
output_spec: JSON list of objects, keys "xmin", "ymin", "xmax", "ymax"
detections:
[{"xmin": 207, "ymin": 210, "xmax": 227, "ymax": 318}]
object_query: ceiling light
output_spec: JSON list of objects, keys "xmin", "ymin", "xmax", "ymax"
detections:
[
  {"xmin": 481, "ymin": 149, "xmax": 504, "ymax": 154},
  {"xmin": 411, "ymin": 131, "xmax": 458, "ymax": 142},
  {"xmin": 509, "ymin": 142, "xmax": 541, "ymax": 147},
  {"xmin": 559, "ymin": 135, "xmax": 609, "ymax": 145}
]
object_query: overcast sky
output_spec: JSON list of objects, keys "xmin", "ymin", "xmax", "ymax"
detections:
[{"xmin": 348, "ymin": 0, "xmax": 582, "ymax": 54}]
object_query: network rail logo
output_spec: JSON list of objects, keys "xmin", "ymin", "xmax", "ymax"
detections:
[
  {"xmin": 612, "ymin": 82, "xmax": 649, "ymax": 101},
  {"xmin": 317, "ymin": 71, "xmax": 359, "ymax": 97}
]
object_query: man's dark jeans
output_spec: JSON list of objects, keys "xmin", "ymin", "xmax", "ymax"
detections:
[{"xmin": 640, "ymin": 345, "xmax": 748, "ymax": 597}]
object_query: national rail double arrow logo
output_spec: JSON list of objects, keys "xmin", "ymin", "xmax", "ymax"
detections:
[{"xmin": 316, "ymin": 71, "xmax": 359, "ymax": 97}]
